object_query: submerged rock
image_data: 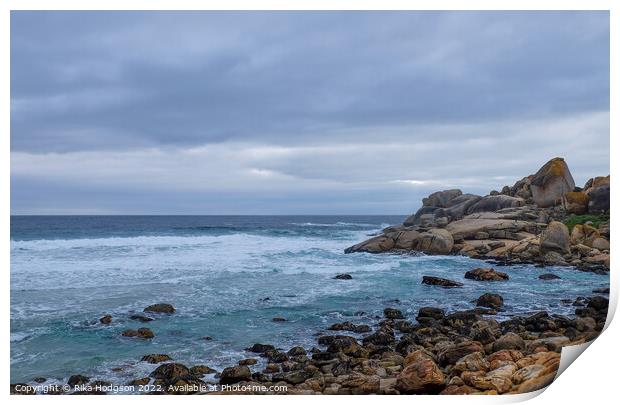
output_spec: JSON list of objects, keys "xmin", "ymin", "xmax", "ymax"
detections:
[
  {"xmin": 384, "ymin": 308, "xmax": 405, "ymax": 319},
  {"xmin": 333, "ymin": 273, "xmax": 353, "ymax": 280},
  {"xmin": 122, "ymin": 328, "xmax": 154, "ymax": 339},
  {"xmin": 538, "ymin": 273, "xmax": 561, "ymax": 280},
  {"xmin": 141, "ymin": 354, "xmax": 172, "ymax": 364}
]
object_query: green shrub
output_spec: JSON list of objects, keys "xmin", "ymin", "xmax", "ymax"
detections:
[{"xmin": 564, "ymin": 213, "xmax": 609, "ymax": 232}]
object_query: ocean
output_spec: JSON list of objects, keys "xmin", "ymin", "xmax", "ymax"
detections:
[{"xmin": 10, "ymin": 215, "xmax": 609, "ymax": 386}]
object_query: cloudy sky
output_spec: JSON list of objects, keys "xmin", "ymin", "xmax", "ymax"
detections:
[{"xmin": 10, "ymin": 11, "xmax": 609, "ymax": 215}]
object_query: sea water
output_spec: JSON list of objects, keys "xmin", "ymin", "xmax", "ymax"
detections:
[{"xmin": 10, "ymin": 215, "xmax": 609, "ymax": 385}]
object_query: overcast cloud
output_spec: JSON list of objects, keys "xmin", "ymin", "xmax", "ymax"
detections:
[{"xmin": 10, "ymin": 11, "xmax": 610, "ymax": 214}]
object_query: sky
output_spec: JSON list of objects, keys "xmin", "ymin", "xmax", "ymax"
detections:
[{"xmin": 10, "ymin": 11, "xmax": 610, "ymax": 215}]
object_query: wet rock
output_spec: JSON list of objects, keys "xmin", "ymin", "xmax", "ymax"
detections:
[
  {"xmin": 273, "ymin": 368, "xmax": 318, "ymax": 385},
  {"xmin": 416, "ymin": 307, "xmax": 445, "ymax": 322},
  {"xmin": 238, "ymin": 358, "xmax": 257, "ymax": 366},
  {"xmin": 422, "ymin": 276, "xmax": 463, "ymax": 288},
  {"xmin": 67, "ymin": 374, "xmax": 90, "ymax": 387},
  {"xmin": 263, "ymin": 363, "xmax": 280, "ymax": 373},
  {"xmin": 99, "ymin": 314, "xmax": 112, "ymax": 325},
  {"xmin": 219, "ymin": 365, "xmax": 251, "ymax": 384},
  {"xmin": 245, "ymin": 343, "xmax": 276, "ymax": 353},
  {"xmin": 396, "ymin": 351, "xmax": 445, "ymax": 394},
  {"xmin": 593, "ymin": 287, "xmax": 610, "ymax": 294},
  {"xmin": 129, "ymin": 314, "xmax": 154, "ymax": 322},
  {"xmin": 33, "ymin": 377, "xmax": 46, "ymax": 383},
  {"xmin": 141, "ymin": 354, "xmax": 172, "ymax": 364},
  {"xmin": 143, "ymin": 303, "xmax": 175, "ymax": 314},
  {"xmin": 384, "ymin": 308, "xmax": 405, "ymax": 319},
  {"xmin": 272, "ymin": 317, "xmax": 287, "ymax": 322},
  {"xmin": 328, "ymin": 321, "xmax": 371, "ymax": 333},
  {"xmin": 333, "ymin": 273, "xmax": 353, "ymax": 280},
  {"xmin": 587, "ymin": 296, "xmax": 609, "ymax": 311},
  {"xmin": 189, "ymin": 365, "xmax": 216, "ymax": 376},
  {"xmin": 122, "ymin": 328, "xmax": 154, "ymax": 339},
  {"xmin": 464, "ymin": 268, "xmax": 509, "ymax": 281},
  {"xmin": 476, "ymin": 293, "xmax": 504, "ymax": 309},
  {"xmin": 150, "ymin": 363, "xmax": 191, "ymax": 381},
  {"xmin": 287, "ymin": 346, "xmax": 306, "ymax": 356},
  {"xmin": 128, "ymin": 377, "xmax": 150, "ymax": 386},
  {"xmin": 538, "ymin": 273, "xmax": 561, "ymax": 280}
]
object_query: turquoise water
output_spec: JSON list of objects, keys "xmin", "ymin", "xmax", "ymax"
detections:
[{"xmin": 10, "ymin": 216, "xmax": 609, "ymax": 385}]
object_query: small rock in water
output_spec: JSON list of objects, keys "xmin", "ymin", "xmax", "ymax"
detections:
[
  {"xmin": 287, "ymin": 346, "xmax": 306, "ymax": 356},
  {"xmin": 384, "ymin": 307, "xmax": 405, "ymax": 319},
  {"xmin": 130, "ymin": 314, "xmax": 154, "ymax": 322},
  {"xmin": 128, "ymin": 377, "xmax": 150, "ymax": 386},
  {"xmin": 200, "ymin": 336, "xmax": 213, "ymax": 341},
  {"xmin": 33, "ymin": 377, "xmax": 46, "ymax": 383},
  {"xmin": 272, "ymin": 317, "xmax": 287, "ymax": 322},
  {"xmin": 334, "ymin": 273, "xmax": 353, "ymax": 280},
  {"xmin": 140, "ymin": 354, "xmax": 172, "ymax": 364},
  {"xmin": 416, "ymin": 307, "xmax": 445, "ymax": 322},
  {"xmin": 122, "ymin": 328, "xmax": 155, "ymax": 339},
  {"xmin": 150, "ymin": 363, "xmax": 190, "ymax": 381},
  {"xmin": 476, "ymin": 293, "xmax": 504, "ymax": 309},
  {"xmin": 422, "ymin": 276, "xmax": 463, "ymax": 288},
  {"xmin": 238, "ymin": 358, "xmax": 257, "ymax": 366},
  {"xmin": 99, "ymin": 314, "xmax": 112, "ymax": 325},
  {"xmin": 246, "ymin": 343, "xmax": 276, "ymax": 353},
  {"xmin": 464, "ymin": 268, "xmax": 509, "ymax": 281},
  {"xmin": 328, "ymin": 321, "xmax": 371, "ymax": 333},
  {"xmin": 143, "ymin": 303, "xmax": 175, "ymax": 314},
  {"xmin": 593, "ymin": 287, "xmax": 610, "ymax": 294},
  {"xmin": 538, "ymin": 273, "xmax": 561, "ymax": 280}
]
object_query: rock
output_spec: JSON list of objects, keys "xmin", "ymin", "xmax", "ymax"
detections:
[
  {"xmin": 562, "ymin": 191, "xmax": 589, "ymax": 215},
  {"xmin": 453, "ymin": 352, "xmax": 489, "ymax": 373},
  {"xmin": 129, "ymin": 314, "xmax": 154, "ymax": 322},
  {"xmin": 586, "ymin": 176, "xmax": 610, "ymax": 213},
  {"xmin": 416, "ymin": 307, "xmax": 445, "ymax": 322},
  {"xmin": 390, "ymin": 229, "xmax": 422, "ymax": 249},
  {"xmin": 67, "ymin": 374, "xmax": 90, "ymax": 387},
  {"xmin": 446, "ymin": 214, "xmax": 538, "ymax": 240},
  {"xmin": 437, "ymin": 341, "xmax": 484, "ymax": 366},
  {"xmin": 122, "ymin": 328, "xmax": 155, "ymax": 339},
  {"xmin": 468, "ymin": 364, "xmax": 515, "ymax": 394},
  {"xmin": 345, "ymin": 235, "xmax": 395, "ymax": 254},
  {"xmin": 246, "ymin": 343, "xmax": 276, "ymax": 353},
  {"xmin": 144, "ymin": 303, "xmax": 175, "ymax": 314},
  {"xmin": 593, "ymin": 287, "xmax": 610, "ymax": 294},
  {"xmin": 238, "ymin": 358, "xmax": 257, "ymax": 366},
  {"xmin": 395, "ymin": 351, "xmax": 445, "ymax": 394},
  {"xmin": 141, "ymin": 354, "xmax": 172, "ymax": 364},
  {"xmin": 414, "ymin": 228, "xmax": 454, "ymax": 254},
  {"xmin": 384, "ymin": 308, "xmax": 405, "ymax": 319},
  {"xmin": 263, "ymin": 363, "xmax": 280, "ymax": 373},
  {"xmin": 333, "ymin": 273, "xmax": 352, "ymax": 280},
  {"xmin": 529, "ymin": 157, "xmax": 575, "ymax": 207},
  {"xmin": 328, "ymin": 322, "xmax": 371, "ymax": 333},
  {"xmin": 189, "ymin": 365, "xmax": 216, "ymax": 375},
  {"xmin": 590, "ymin": 237, "xmax": 610, "ymax": 251},
  {"xmin": 273, "ymin": 368, "xmax": 318, "ymax": 385},
  {"xmin": 287, "ymin": 346, "xmax": 306, "ymax": 356},
  {"xmin": 272, "ymin": 317, "xmax": 287, "ymax": 322},
  {"xmin": 539, "ymin": 221, "xmax": 570, "ymax": 254},
  {"xmin": 587, "ymin": 296, "xmax": 609, "ymax": 311},
  {"xmin": 150, "ymin": 363, "xmax": 191, "ymax": 381},
  {"xmin": 464, "ymin": 268, "xmax": 509, "ymax": 281},
  {"xmin": 219, "ymin": 365, "xmax": 251, "ymax": 384},
  {"xmin": 493, "ymin": 333, "xmax": 525, "ymax": 351},
  {"xmin": 422, "ymin": 276, "xmax": 463, "ymax": 288},
  {"xmin": 422, "ymin": 189, "xmax": 463, "ymax": 208},
  {"xmin": 467, "ymin": 195, "xmax": 525, "ymax": 214},
  {"xmin": 99, "ymin": 314, "xmax": 112, "ymax": 325},
  {"xmin": 538, "ymin": 273, "xmax": 561, "ymax": 280},
  {"xmin": 128, "ymin": 377, "xmax": 150, "ymax": 386},
  {"xmin": 33, "ymin": 377, "xmax": 46, "ymax": 383},
  {"xmin": 476, "ymin": 293, "xmax": 504, "ymax": 309}
]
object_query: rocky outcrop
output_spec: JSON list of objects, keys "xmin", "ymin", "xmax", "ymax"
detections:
[
  {"xmin": 464, "ymin": 268, "xmax": 509, "ymax": 281},
  {"xmin": 344, "ymin": 157, "xmax": 609, "ymax": 271}
]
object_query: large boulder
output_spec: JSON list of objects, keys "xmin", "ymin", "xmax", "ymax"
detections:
[
  {"xmin": 464, "ymin": 268, "xmax": 509, "ymax": 281},
  {"xmin": 587, "ymin": 183, "xmax": 610, "ymax": 213},
  {"xmin": 446, "ymin": 213, "xmax": 538, "ymax": 240},
  {"xmin": 403, "ymin": 189, "xmax": 465, "ymax": 226},
  {"xmin": 529, "ymin": 157, "xmax": 575, "ymax": 208},
  {"xmin": 422, "ymin": 189, "xmax": 463, "ymax": 208},
  {"xmin": 413, "ymin": 228, "xmax": 454, "ymax": 254},
  {"xmin": 466, "ymin": 195, "xmax": 525, "ymax": 214},
  {"xmin": 219, "ymin": 365, "xmax": 252, "ymax": 384},
  {"xmin": 395, "ymin": 351, "xmax": 445, "ymax": 394},
  {"xmin": 562, "ymin": 191, "xmax": 589, "ymax": 215},
  {"xmin": 344, "ymin": 235, "xmax": 395, "ymax": 254},
  {"xmin": 539, "ymin": 221, "xmax": 570, "ymax": 254}
]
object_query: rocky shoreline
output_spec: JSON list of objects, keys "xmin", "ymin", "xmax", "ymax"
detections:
[
  {"xmin": 10, "ymin": 157, "xmax": 611, "ymax": 395},
  {"xmin": 10, "ymin": 284, "xmax": 609, "ymax": 395}
]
